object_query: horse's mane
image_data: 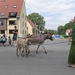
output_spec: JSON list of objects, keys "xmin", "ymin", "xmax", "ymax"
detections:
[{"xmin": 42, "ymin": 32, "xmax": 51, "ymax": 34}]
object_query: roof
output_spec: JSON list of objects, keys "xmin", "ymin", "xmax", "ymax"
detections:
[
  {"xmin": 27, "ymin": 18, "xmax": 38, "ymax": 30},
  {"xmin": 27, "ymin": 18, "xmax": 34, "ymax": 27},
  {"xmin": 0, "ymin": 0, "xmax": 24, "ymax": 16}
]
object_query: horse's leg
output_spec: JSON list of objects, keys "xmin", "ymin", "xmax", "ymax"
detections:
[
  {"xmin": 36, "ymin": 44, "xmax": 40, "ymax": 54},
  {"xmin": 28, "ymin": 46, "xmax": 30, "ymax": 54},
  {"xmin": 19, "ymin": 47, "xmax": 22, "ymax": 56},
  {"xmin": 21, "ymin": 48, "xmax": 24, "ymax": 57},
  {"xmin": 19, "ymin": 47, "xmax": 24, "ymax": 55},
  {"xmin": 19, "ymin": 47, "xmax": 21, "ymax": 53},
  {"xmin": 22, "ymin": 49, "xmax": 24, "ymax": 53},
  {"xmin": 16, "ymin": 46, "xmax": 18, "ymax": 57},
  {"xmin": 42, "ymin": 45, "xmax": 47, "ymax": 54},
  {"xmin": 19, "ymin": 47, "xmax": 21, "ymax": 51},
  {"xmin": 25, "ymin": 46, "xmax": 29, "ymax": 58},
  {"xmin": 21, "ymin": 47, "xmax": 24, "ymax": 53},
  {"xmin": 25, "ymin": 46, "xmax": 30, "ymax": 54}
]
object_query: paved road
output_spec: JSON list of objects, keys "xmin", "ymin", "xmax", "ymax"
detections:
[{"xmin": 0, "ymin": 39, "xmax": 75, "ymax": 75}]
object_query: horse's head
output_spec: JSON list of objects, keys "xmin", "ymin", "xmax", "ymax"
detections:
[{"xmin": 45, "ymin": 33, "xmax": 53, "ymax": 41}]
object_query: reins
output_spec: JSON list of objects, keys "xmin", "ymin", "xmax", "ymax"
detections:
[{"xmin": 43, "ymin": 40, "xmax": 68, "ymax": 45}]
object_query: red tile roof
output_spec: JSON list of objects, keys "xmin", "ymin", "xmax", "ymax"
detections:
[
  {"xmin": 27, "ymin": 18, "xmax": 34, "ymax": 27},
  {"xmin": 27, "ymin": 18, "xmax": 38, "ymax": 30},
  {"xmin": 0, "ymin": 0, "xmax": 24, "ymax": 16}
]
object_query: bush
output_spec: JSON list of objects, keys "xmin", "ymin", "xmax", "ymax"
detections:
[{"xmin": 63, "ymin": 35, "xmax": 68, "ymax": 38}]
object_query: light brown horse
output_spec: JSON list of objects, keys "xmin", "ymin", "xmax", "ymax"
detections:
[{"xmin": 26, "ymin": 32, "xmax": 53, "ymax": 54}]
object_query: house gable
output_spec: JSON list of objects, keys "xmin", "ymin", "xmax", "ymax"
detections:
[{"xmin": 27, "ymin": 18, "xmax": 39, "ymax": 35}]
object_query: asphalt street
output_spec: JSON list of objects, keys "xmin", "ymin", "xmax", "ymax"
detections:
[{"xmin": 0, "ymin": 39, "xmax": 75, "ymax": 75}]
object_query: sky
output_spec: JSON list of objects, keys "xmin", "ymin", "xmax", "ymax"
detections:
[{"xmin": 25, "ymin": 0, "xmax": 75, "ymax": 30}]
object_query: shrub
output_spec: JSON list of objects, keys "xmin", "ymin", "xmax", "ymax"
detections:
[{"xmin": 63, "ymin": 35, "xmax": 68, "ymax": 38}]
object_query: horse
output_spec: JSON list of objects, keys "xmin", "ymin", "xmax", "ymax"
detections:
[
  {"xmin": 25, "ymin": 32, "xmax": 53, "ymax": 54},
  {"xmin": 16, "ymin": 38, "xmax": 29, "ymax": 57}
]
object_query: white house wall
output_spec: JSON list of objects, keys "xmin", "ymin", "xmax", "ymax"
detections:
[
  {"xmin": 27, "ymin": 21, "xmax": 33, "ymax": 35},
  {"xmin": 19, "ymin": 0, "xmax": 27, "ymax": 37}
]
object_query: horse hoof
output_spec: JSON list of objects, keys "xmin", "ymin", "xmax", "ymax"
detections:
[
  {"xmin": 16, "ymin": 54, "xmax": 19, "ymax": 57},
  {"xmin": 45, "ymin": 51, "xmax": 47, "ymax": 54},
  {"xmin": 26, "ymin": 54, "xmax": 28, "ymax": 58},
  {"xmin": 22, "ymin": 51, "xmax": 24, "ymax": 53},
  {"xmin": 25, "ymin": 51, "xmax": 27, "ymax": 53},
  {"xmin": 17, "ymin": 55, "xmax": 19, "ymax": 57},
  {"xmin": 21, "ymin": 54, "xmax": 24, "ymax": 57},
  {"xmin": 28, "ymin": 51, "xmax": 30, "ymax": 54},
  {"xmin": 19, "ymin": 47, "xmax": 21, "ymax": 50},
  {"xmin": 36, "ymin": 51, "xmax": 38, "ymax": 54}
]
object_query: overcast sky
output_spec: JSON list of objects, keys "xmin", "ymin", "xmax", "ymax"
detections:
[{"xmin": 25, "ymin": 0, "xmax": 75, "ymax": 30}]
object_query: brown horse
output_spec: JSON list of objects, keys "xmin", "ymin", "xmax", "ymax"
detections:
[{"xmin": 26, "ymin": 32, "xmax": 53, "ymax": 54}]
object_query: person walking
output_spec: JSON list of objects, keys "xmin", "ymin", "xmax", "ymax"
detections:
[
  {"xmin": 68, "ymin": 29, "xmax": 72, "ymax": 45},
  {"xmin": 8, "ymin": 36, "xmax": 11, "ymax": 46},
  {"xmin": 68, "ymin": 17, "xmax": 75, "ymax": 68},
  {"xmin": 11, "ymin": 26, "xmax": 18, "ymax": 46}
]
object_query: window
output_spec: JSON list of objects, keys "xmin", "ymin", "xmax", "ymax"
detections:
[
  {"xmin": 9, "ymin": 20, "xmax": 17, "ymax": 25},
  {"xmin": 9, "ymin": 12, "xmax": 17, "ymax": 17},
  {"xmin": 0, "ymin": 20, "xmax": 4, "ymax": 25},
  {"xmin": 1, "ymin": 12, "xmax": 5, "ymax": 16},
  {"xmin": 23, "ymin": 30, "xmax": 24, "ymax": 34},
  {"xmin": 10, "ymin": 12, "xmax": 17, "ymax": 16},
  {"xmin": 22, "ymin": 22, "xmax": 24, "ymax": 26},
  {"xmin": 25, "ymin": 23, "xmax": 26, "ymax": 27},
  {"xmin": 5, "ymin": 5, "xmax": 8, "ymax": 8},
  {"xmin": 1, "ymin": 30, "xmax": 5, "ymax": 34},
  {"xmin": 25, "ymin": 30, "xmax": 26, "ymax": 34},
  {"xmin": 9, "ymin": 30, "xmax": 14, "ymax": 34},
  {"xmin": 10, "ymin": 13, "xmax": 14, "ymax": 15},
  {"xmin": 13, "ymin": 5, "xmax": 17, "ymax": 8},
  {"xmin": 22, "ymin": 14, "xmax": 24, "ymax": 18}
]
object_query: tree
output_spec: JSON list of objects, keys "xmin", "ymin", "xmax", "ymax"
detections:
[
  {"xmin": 57, "ymin": 20, "xmax": 74, "ymax": 35},
  {"xmin": 57, "ymin": 25, "xmax": 65, "ymax": 34},
  {"xmin": 27, "ymin": 12, "xmax": 45, "ymax": 31},
  {"xmin": 44, "ymin": 29, "xmax": 48, "ymax": 33},
  {"xmin": 64, "ymin": 21, "xmax": 74, "ymax": 31},
  {"xmin": 48, "ymin": 30, "xmax": 56, "ymax": 34},
  {"xmin": 44, "ymin": 29, "xmax": 57, "ymax": 34}
]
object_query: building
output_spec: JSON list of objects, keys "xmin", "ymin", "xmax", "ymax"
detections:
[
  {"xmin": 0, "ymin": 0, "xmax": 27, "ymax": 38},
  {"xmin": 27, "ymin": 18, "xmax": 39, "ymax": 35},
  {"xmin": 66, "ymin": 29, "xmax": 71, "ymax": 36}
]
